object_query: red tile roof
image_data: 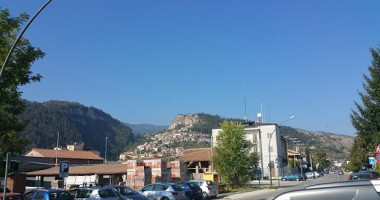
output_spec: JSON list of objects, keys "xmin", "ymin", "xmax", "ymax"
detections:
[
  {"xmin": 26, "ymin": 164, "xmax": 128, "ymax": 176},
  {"xmin": 179, "ymin": 148, "xmax": 211, "ymax": 162},
  {"xmin": 25, "ymin": 148, "xmax": 103, "ymax": 160}
]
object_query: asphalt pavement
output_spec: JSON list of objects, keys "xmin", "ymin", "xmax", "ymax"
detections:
[{"xmin": 218, "ymin": 173, "xmax": 349, "ymax": 200}]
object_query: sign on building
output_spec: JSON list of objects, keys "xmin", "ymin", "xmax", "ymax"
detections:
[{"xmin": 59, "ymin": 161, "xmax": 69, "ymax": 178}]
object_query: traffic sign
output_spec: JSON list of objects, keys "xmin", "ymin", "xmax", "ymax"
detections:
[
  {"xmin": 375, "ymin": 144, "xmax": 380, "ymax": 154},
  {"xmin": 376, "ymin": 154, "xmax": 380, "ymax": 162},
  {"xmin": 59, "ymin": 161, "xmax": 69, "ymax": 178},
  {"xmin": 369, "ymin": 157, "xmax": 376, "ymax": 165}
]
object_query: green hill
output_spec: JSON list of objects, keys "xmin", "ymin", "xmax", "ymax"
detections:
[{"xmin": 19, "ymin": 100, "xmax": 135, "ymax": 159}]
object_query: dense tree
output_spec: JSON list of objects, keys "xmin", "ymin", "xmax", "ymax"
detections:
[
  {"xmin": 314, "ymin": 149, "xmax": 330, "ymax": 170},
  {"xmin": 348, "ymin": 46, "xmax": 380, "ymax": 172},
  {"xmin": 0, "ymin": 7, "xmax": 45, "ymax": 159},
  {"xmin": 212, "ymin": 121, "xmax": 258, "ymax": 188}
]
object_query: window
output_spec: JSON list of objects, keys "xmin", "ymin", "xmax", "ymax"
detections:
[
  {"xmin": 35, "ymin": 193, "xmax": 45, "ymax": 200},
  {"xmin": 142, "ymin": 184, "xmax": 154, "ymax": 192},
  {"xmin": 153, "ymin": 184, "xmax": 168, "ymax": 191},
  {"xmin": 24, "ymin": 192, "xmax": 34, "ymax": 200},
  {"xmin": 252, "ymin": 144, "xmax": 258, "ymax": 153},
  {"xmin": 98, "ymin": 189, "xmax": 117, "ymax": 198},
  {"xmin": 49, "ymin": 192, "xmax": 72, "ymax": 200}
]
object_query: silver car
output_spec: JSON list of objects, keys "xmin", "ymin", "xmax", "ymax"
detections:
[
  {"xmin": 189, "ymin": 180, "xmax": 218, "ymax": 199},
  {"xmin": 139, "ymin": 183, "xmax": 186, "ymax": 200},
  {"xmin": 104, "ymin": 186, "xmax": 148, "ymax": 200},
  {"xmin": 69, "ymin": 187, "xmax": 126, "ymax": 200}
]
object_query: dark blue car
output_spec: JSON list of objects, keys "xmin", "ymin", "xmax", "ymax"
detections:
[
  {"xmin": 177, "ymin": 182, "xmax": 202, "ymax": 200},
  {"xmin": 24, "ymin": 189, "xmax": 72, "ymax": 200}
]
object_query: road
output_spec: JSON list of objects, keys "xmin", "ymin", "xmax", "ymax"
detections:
[{"xmin": 219, "ymin": 173, "xmax": 349, "ymax": 200}]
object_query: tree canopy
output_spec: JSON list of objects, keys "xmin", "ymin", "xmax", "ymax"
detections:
[
  {"xmin": 348, "ymin": 46, "xmax": 380, "ymax": 172},
  {"xmin": 0, "ymin": 7, "xmax": 45, "ymax": 157},
  {"xmin": 212, "ymin": 121, "xmax": 259, "ymax": 188}
]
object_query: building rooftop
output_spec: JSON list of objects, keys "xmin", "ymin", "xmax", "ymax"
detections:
[
  {"xmin": 25, "ymin": 148, "xmax": 103, "ymax": 160},
  {"xmin": 26, "ymin": 163, "xmax": 128, "ymax": 176},
  {"xmin": 179, "ymin": 148, "xmax": 211, "ymax": 162}
]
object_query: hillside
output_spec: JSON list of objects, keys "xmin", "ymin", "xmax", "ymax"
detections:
[
  {"xmin": 155, "ymin": 113, "xmax": 354, "ymax": 160},
  {"xmin": 19, "ymin": 100, "xmax": 135, "ymax": 159}
]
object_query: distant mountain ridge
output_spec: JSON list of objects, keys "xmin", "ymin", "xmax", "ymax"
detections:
[
  {"xmin": 124, "ymin": 123, "xmax": 168, "ymax": 135},
  {"xmin": 19, "ymin": 100, "xmax": 135, "ymax": 159}
]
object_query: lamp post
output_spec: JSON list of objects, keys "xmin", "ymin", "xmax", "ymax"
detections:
[
  {"xmin": 0, "ymin": 0, "xmax": 53, "ymax": 86},
  {"xmin": 105, "ymin": 137, "xmax": 109, "ymax": 163},
  {"xmin": 268, "ymin": 116, "xmax": 295, "ymax": 186}
]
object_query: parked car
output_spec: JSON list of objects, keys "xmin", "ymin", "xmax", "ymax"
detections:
[
  {"xmin": 349, "ymin": 171, "xmax": 380, "ymax": 180},
  {"xmin": 359, "ymin": 171, "xmax": 380, "ymax": 179},
  {"xmin": 1, "ymin": 193, "xmax": 23, "ymax": 200},
  {"xmin": 139, "ymin": 183, "xmax": 186, "ymax": 200},
  {"xmin": 313, "ymin": 171, "xmax": 321, "ymax": 178},
  {"xmin": 176, "ymin": 182, "xmax": 202, "ymax": 200},
  {"xmin": 348, "ymin": 173, "xmax": 372, "ymax": 181},
  {"xmin": 104, "ymin": 186, "xmax": 148, "ymax": 200},
  {"xmin": 338, "ymin": 170, "xmax": 344, "ymax": 175},
  {"xmin": 282, "ymin": 174, "xmax": 302, "ymax": 181},
  {"xmin": 25, "ymin": 189, "xmax": 73, "ymax": 200},
  {"xmin": 305, "ymin": 172, "xmax": 315, "ymax": 179},
  {"xmin": 273, "ymin": 179, "xmax": 380, "ymax": 199},
  {"xmin": 69, "ymin": 187, "xmax": 124, "ymax": 200},
  {"xmin": 189, "ymin": 180, "xmax": 218, "ymax": 199}
]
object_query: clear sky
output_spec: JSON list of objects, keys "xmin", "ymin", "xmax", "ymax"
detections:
[{"xmin": 2, "ymin": 0, "xmax": 380, "ymax": 136}]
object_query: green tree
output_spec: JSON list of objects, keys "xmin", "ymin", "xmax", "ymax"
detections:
[
  {"xmin": 0, "ymin": 7, "xmax": 45, "ymax": 158},
  {"xmin": 349, "ymin": 46, "xmax": 380, "ymax": 172},
  {"xmin": 314, "ymin": 149, "xmax": 329, "ymax": 170},
  {"xmin": 212, "ymin": 121, "xmax": 256, "ymax": 188}
]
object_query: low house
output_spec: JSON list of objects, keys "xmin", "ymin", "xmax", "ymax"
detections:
[{"xmin": 179, "ymin": 148, "xmax": 211, "ymax": 174}]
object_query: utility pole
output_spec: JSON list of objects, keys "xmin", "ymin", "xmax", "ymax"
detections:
[
  {"xmin": 105, "ymin": 137, "xmax": 109, "ymax": 163},
  {"xmin": 3, "ymin": 152, "xmax": 11, "ymax": 200},
  {"xmin": 55, "ymin": 131, "xmax": 59, "ymax": 166}
]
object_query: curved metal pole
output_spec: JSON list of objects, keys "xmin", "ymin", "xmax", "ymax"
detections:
[{"xmin": 0, "ymin": 0, "xmax": 53, "ymax": 87}]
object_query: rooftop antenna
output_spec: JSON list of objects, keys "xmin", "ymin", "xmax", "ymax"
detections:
[
  {"xmin": 261, "ymin": 103, "xmax": 264, "ymax": 123},
  {"xmin": 244, "ymin": 95, "xmax": 247, "ymax": 122},
  {"xmin": 243, "ymin": 79, "xmax": 247, "ymax": 122}
]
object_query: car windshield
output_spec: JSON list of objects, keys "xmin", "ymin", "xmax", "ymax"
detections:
[
  {"xmin": 206, "ymin": 181, "xmax": 215, "ymax": 186},
  {"xmin": 76, "ymin": 189, "xmax": 92, "ymax": 198},
  {"xmin": 114, "ymin": 187, "xmax": 136, "ymax": 195},
  {"xmin": 49, "ymin": 192, "xmax": 73, "ymax": 200},
  {"xmin": 171, "ymin": 185, "xmax": 184, "ymax": 191}
]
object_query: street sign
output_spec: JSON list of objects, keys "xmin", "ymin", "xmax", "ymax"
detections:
[
  {"xmin": 59, "ymin": 161, "xmax": 69, "ymax": 178},
  {"xmin": 376, "ymin": 154, "xmax": 380, "ymax": 162},
  {"xmin": 375, "ymin": 144, "xmax": 380, "ymax": 154},
  {"xmin": 369, "ymin": 157, "xmax": 376, "ymax": 165}
]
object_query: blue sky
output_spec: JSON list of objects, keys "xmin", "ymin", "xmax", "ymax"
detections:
[{"xmin": 2, "ymin": 0, "xmax": 380, "ymax": 136}]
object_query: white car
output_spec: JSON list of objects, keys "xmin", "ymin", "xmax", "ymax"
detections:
[
  {"xmin": 189, "ymin": 180, "xmax": 218, "ymax": 199},
  {"xmin": 313, "ymin": 171, "xmax": 321, "ymax": 178}
]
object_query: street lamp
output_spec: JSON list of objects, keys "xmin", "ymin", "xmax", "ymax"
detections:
[
  {"xmin": 268, "ymin": 116, "xmax": 295, "ymax": 186},
  {"xmin": 105, "ymin": 137, "xmax": 109, "ymax": 163}
]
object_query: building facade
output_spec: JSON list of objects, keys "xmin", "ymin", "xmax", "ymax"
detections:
[{"xmin": 212, "ymin": 123, "xmax": 288, "ymax": 178}]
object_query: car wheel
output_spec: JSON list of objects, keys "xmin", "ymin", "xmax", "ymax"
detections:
[{"xmin": 202, "ymin": 192, "xmax": 209, "ymax": 199}]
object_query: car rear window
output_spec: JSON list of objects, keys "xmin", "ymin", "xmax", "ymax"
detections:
[
  {"xmin": 171, "ymin": 184, "xmax": 184, "ymax": 191},
  {"xmin": 115, "ymin": 187, "xmax": 136, "ymax": 195},
  {"xmin": 49, "ymin": 191, "xmax": 72, "ymax": 200},
  {"xmin": 77, "ymin": 189, "xmax": 92, "ymax": 198},
  {"xmin": 206, "ymin": 181, "xmax": 215, "ymax": 186},
  {"xmin": 98, "ymin": 189, "xmax": 117, "ymax": 198}
]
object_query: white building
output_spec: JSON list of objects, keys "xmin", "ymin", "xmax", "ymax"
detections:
[{"xmin": 212, "ymin": 122, "xmax": 288, "ymax": 178}]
